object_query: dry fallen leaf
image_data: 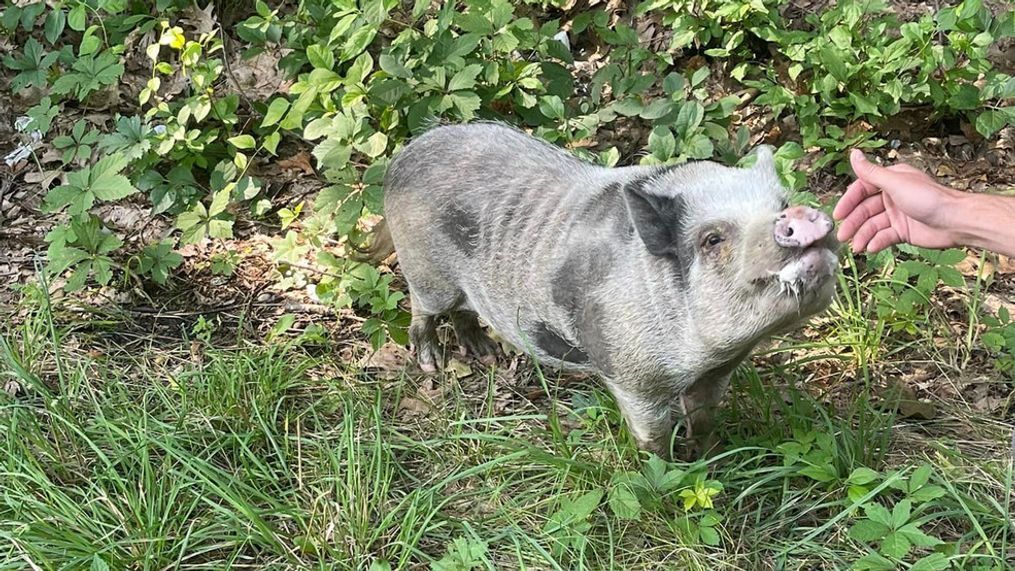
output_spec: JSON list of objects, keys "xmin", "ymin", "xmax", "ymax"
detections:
[
  {"xmin": 955, "ymin": 251, "xmax": 995, "ymax": 281},
  {"xmin": 359, "ymin": 343, "xmax": 411, "ymax": 379},
  {"xmin": 997, "ymin": 255, "xmax": 1015, "ymax": 275},
  {"xmin": 445, "ymin": 358, "xmax": 474, "ymax": 379},
  {"xmin": 22, "ymin": 169, "xmax": 62, "ymax": 189},
  {"xmin": 278, "ymin": 151, "xmax": 316, "ymax": 176},
  {"xmin": 397, "ymin": 395, "xmax": 433, "ymax": 417}
]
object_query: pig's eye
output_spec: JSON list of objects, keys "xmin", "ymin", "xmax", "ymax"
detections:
[{"xmin": 703, "ymin": 233, "xmax": 724, "ymax": 248}]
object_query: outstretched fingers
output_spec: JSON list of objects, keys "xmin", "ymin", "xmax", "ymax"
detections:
[
  {"xmin": 850, "ymin": 211, "xmax": 892, "ymax": 253},
  {"xmin": 837, "ymin": 193, "xmax": 887, "ymax": 243},
  {"xmin": 834, "ymin": 178, "xmax": 881, "ymax": 222}
]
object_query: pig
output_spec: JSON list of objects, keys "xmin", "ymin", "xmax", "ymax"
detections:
[{"xmin": 357, "ymin": 122, "xmax": 839, "ymax": 458}]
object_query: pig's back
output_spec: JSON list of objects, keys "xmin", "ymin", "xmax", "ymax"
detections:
[{"xmin": 383, "ymin": 122, "xmax": 642, "ymax": 352}]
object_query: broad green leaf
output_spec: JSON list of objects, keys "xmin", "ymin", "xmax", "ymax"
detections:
[
  {"xmin": 820, "ymin": 47, "xmax": 849, "ymax": 82},
  {"xmin": 863, "ymin": 503, "xmax": 893, "ymax": 526},
  {"xmin": 448, "ymin": 63, "xmax": 483, "ymax": 92},
  {"xmin": 378, "ymin": 53, "xmax": 411, "ymax": 78},
  {"xmin": 910, "ymin": 553, "xmax": 950, "ymax": 571},
  {"xmin": 879, "ymin": 531, "xmax": 911, "ymax": 559},
  {"xmin": 851, "ymin": 552, "xmax": 895, "ymax": 571},
  {"xmin": 450, "ymin": 91, "xmax": 481, "ymax": 119},
  {"xmin": 538, "ymin": 95, "xmax": 566, "ymax": 120},
  {"xmin": 909, "ymin": 484, "xmax": 946, "ymax": 503},
  {"xmin": 674, "ymin": 102, "xmax": 704, "ymax": 137},
  {"xmin": 261, "ymin": 98, "xmax": 290, "ymax": 128},
  {"xmin": 847, "ymin": 467, "xmax": 879, "ymax": 486},
  {"xmin": 849, "ymin": 520, "xmax": 890, "ymax": 542},
  {"xmin": 690, "ymin": 66, "xmax": 709, "ymax": 87},
  {"xmin": 607, "ymin": 483, "xmax": 641, "ymax": 520},
  {"xmin": 68, "ymin": 4, "xmax": 86, "ymax": 31},
  {"xmin": 357, "ymin": 131, "xmax": 388, "ymax": 158},
  {"xmin": 640, "ymin": 99, "xmax": 673, "ymax": 120},
  {"xmin": 699, "ymin": 525, "xmax": 720, "ymax": 546},
  {"xmin": 682, "ymin": 133, "xmax": 714, "ymax": 160},
  {"xmin": 228, "ymin": 135, "xmax": 257, "ymax": 150},
  {"xmin": 975, "ymin": 108, "xmax": 1014, "ymax": 138},
  {"xmin": 341, "ymin": 26, "xmax": 376, "ymax": 62},
  {"xmin": 897, "ymin": 523, "xmax": 942, "ymax": 548},
  {"xmin": 647, "ymin": 126, "xmax": 675, "ymax": 160}
]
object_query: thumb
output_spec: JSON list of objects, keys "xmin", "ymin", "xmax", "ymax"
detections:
[{"xmin": 850, "ymin": 149, "xmax": 903, "ymax": 189}]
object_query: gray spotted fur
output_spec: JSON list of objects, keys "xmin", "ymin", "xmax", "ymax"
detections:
[{"xmin": 380, "ymin": 121, "xmax": 838, "ymax": 458}]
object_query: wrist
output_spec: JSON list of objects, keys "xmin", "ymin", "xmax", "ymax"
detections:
[{"xmin": 946, "ymin": 191, "xmax": 1015, "ymax": 257}]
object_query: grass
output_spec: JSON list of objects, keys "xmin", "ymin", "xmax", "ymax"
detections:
[{"xmin": 1, "ymin": 253, "xmax": 1014, "ymax": 570}]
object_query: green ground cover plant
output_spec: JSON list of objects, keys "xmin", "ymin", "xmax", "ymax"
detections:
[{"xmin": 1, "ymin": 0, "xmax": 1014, "ymax": 568}]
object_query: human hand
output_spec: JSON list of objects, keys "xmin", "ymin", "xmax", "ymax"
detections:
[{"xmin": 833, "ymin": 149, "xmax": 964, "ymax": 254}]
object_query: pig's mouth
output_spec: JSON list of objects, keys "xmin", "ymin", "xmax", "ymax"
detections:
[
  {"xmin": 754, "ymin": 245, "xmax": 838, "ymax": 301},
  {"xmin": 763, "ymin": 244, "xmax": 836, "ymax": 300}
]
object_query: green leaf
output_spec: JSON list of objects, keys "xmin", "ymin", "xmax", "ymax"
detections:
[
  {"xmin": 820, "ymin": 46, "xmax": 850, "ymax": 82},
  {"xmin": 847, "ymin": 467, "xmax": 880, "ymax": 486},
  {"xmin": 975, "ymin": 109, "xmax": 1011, "ymax": 138},
  {"xmin": 370, "ymin": 78, "xmax": 411, "ymax": 106},
  {"xmin": 879, "ymin": 530, "xmax": 911, "ymax": 559},
  {"xmin": 647, "ymin": 126, "xmax": 676, "ymax": 160},
  {"xmin": 341, "ymin": 26, "xmax": 376, "ymax": 62},
  {"xmin": 139, "ymin": 241, "xmax": 183, "ymax": 284},
  {"xmin": 848, "ymin": 93, "xmax": 881, "ymax": 116},
  {"xmin": 674, "ymin": 102, "xmax": 704, "ymax": 137},
  {"xmin": 849, "ymin": 520, "xmax": 890, "ymax": 542},
  {"xmin": 363, "ymin": 0, "xmax": 390, "ymax": 25},
  {"xmin": 90, "ymin": 555, "xmax": 110, "ymax": 571},
  {"xmin": 379, "ymin": 53, "xmax": 411, "ymax": 78},
  {"xmin": 910, "ymin": 553, "xmax": 950, "ymax": 571},
  {"xmin": 937, "ymin": 266, "xmax": 965, "ymax": 288},
  {"xmin": 68, "ymin": 4, "xmax": 86, "ymax": 31},
  {"xmin": 897, "ymin": 523, "xmax": 942, "ymax": 548},
  {"xmin": 448, "ymin": 63, "xmax": 483, "ymax": 92},
  {"xmin": 851, "ymin": 552, "xmax": 895, "ymax": 571},
  {"xmin": 948, "ymin": 84, "xmax": 981, "ymax": 110},
  {"xmin": 909, "ymin": 484, "xmax": 946, "ymax": 503},
  {"xmin": 261, "ymin": 98, "xmax": 290, "ymax": 128},
  {"xmin": 682, "ymin": 133, "xmax": 714, "ymax": 160},
  {"xmin": 863, "ymin": 503, "xmax": 893, "ymax": 527},
  {"xmin": 607, "ymin": 483, "xmax": 641, "ymax": 520},
  {"xmin": 935, "ymin": 248, "xmax": 967, "ymax": 265},
  {"xmin": 357, "ymin": 131, "xmax": 388, "ymax": 158},
  {"xmin": 690, "ymin": 66, "xmax": 709, "ymax": 88},
  {"xmin": 799, "ymin": 464, "xmax": 837, "ymax": 482},
  {"xmin": 640, "ymin": 99, "xmax": 673, "ymax": 120},
  {"xmin": 228, "ymin": 135, "xmax": 257, "ymax": 150},
  {"xmin": 538, "ymin": 95, "xmax": 566, "ymax": 120},
  {"xmin": 44, "ymin": 9, "xmax": 66, "ymax": 44},
  {"xmin": 450, "ymin": 91, "xmax": 482, "ymax": 120},
  {"xmin": 699, "ymin": 525, "xmax": 720, "ymax": 546},
  {"xmin": 568, "ymin": 489, "xmax": 604, "ymax": 520}
]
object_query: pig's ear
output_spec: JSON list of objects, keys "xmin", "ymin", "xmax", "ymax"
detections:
[
  {"xmin": 751, "ymin": 145, "xmax": 778, "ymax": 176},
  {"xmin": 623, "ymin": 180, "xmax": 686, "ymax": 258}
]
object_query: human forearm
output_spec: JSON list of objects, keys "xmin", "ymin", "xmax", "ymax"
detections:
[{"xmin": 946, "ymin": 192, "xmax": 1015, "ymax": 258}]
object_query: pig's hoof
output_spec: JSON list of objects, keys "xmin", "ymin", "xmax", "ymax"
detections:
[
  {"xmin": 459, "ymin": 333, "xmax": 500, "ymax": 360},
  {"xmin": 415, "ymin": 347, "xmax": 441, "ymax": 374}
]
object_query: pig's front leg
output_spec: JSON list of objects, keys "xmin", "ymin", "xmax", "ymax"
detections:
[
  {"xmin": 678, "ymin": 374, "xmax": 732, "ymax": 459},
  {"xmin": 606, "ymin": 380, "xmax": 678, "ymax": 459}
]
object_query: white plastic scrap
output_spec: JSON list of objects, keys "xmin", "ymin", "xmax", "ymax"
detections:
[
  {"xmin": 4, "ymin": 115, "xmax": 43, "ymax": 166},
  {"xmin": 553, "ymin": 31, "xmax": 570, "ymax": 53}
]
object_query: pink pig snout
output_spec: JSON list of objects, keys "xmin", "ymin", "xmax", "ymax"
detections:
[{"xmin": 774, "ymin": 206, "xmax": 833, "ymax": 249}]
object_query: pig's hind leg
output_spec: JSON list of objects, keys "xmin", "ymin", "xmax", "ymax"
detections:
[
  {"xmin": 406, "ymin": 281, "xmax": 463, "ymax": 373},
  {"xmin": 450, "ymin": 311, "xmax": 500, "ymax": 364}
]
